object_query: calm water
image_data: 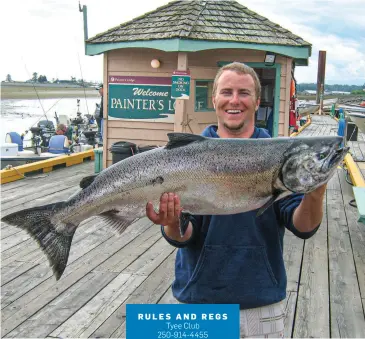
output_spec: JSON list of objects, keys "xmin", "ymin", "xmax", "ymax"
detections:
[{"xmin": 1, "ymin": 97, "xmax": 100, "ymax": 146}]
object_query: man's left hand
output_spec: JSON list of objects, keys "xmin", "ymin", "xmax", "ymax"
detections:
[
  {"xmin": 305, "ymin": 184, "xmax": 327, "ymax": 200},
  {"xmin": 293, "ymin": 183, "xmax": 327, "ymax": 233}
]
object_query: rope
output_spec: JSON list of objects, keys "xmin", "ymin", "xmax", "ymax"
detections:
[
  {"xmin": 30, "ymin": 96, "xmax": 66, "ymax": 129},
  {"xmin": 349, "ymin": 199, "xmax": 357, "ymax": 208},
  {"xmin": 77, "ymin": 52, "xmax": 90, "ymax": 116},
  {"xmin": 181, "ymin": 118, "xmax": 194, "ymax": 134},
  {"xmin": 4, "ymin": 164, "xmax": 49, "ymax": 179},
  {"xmin": 22, "ymin": 60, "xmax": 49, "ymax": 123}
]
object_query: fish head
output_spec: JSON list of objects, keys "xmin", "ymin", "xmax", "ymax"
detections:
[{"xmin": 280, "ymin": 136, "xmax": 348, "ymax": 194}]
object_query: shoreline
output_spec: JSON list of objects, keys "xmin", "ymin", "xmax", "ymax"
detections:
[{"xmin": 1, "ymin": 85, "xmax": 100, "ymax": 100}]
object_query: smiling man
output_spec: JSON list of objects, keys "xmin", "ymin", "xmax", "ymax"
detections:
[
  {"xmin": 212, "ymin": 64, "xmax": 260, "ymax": 138},
  {"xmin": 146, "ymin": 62, "xmax": 326, "ymax": 338}
]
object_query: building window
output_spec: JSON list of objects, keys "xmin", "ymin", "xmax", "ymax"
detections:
[{"xmin": 195, "ymin": 80, "xmax": 215, "ymax": 111}]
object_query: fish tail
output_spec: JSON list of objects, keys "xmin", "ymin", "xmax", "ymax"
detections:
[{"xmin": 1, "ymin": 202, "xmax": 76, "ymax": 280}]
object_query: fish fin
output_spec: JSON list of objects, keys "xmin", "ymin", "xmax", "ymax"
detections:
[
  {"xmin": 256, "ymin": 191, "xmax": 293, "ymax": 217},
  {"xmin": 79, "ymin": 174, "xmax": 98, "ymax": 189},
  {"xmin": 256, "ymin": 196, "xmax": 277, "ymax": 217},
  {"xmin": 1, "ymin": 202, "xmax": 76, "ymax": 280},
  {"xmin": 179, "ymin": 211, "xmax": 192, "ymax": 237},
  {"xmin": 99, "ymin": 211, "xmax": 135, "ymax": 235},
  {"xmin": 166, "ymin": 133, "xmax": 206, "ymax": 149},
  {"xmin": 256, "ymin": 190, "xmax": 285, "ymax": 217}
]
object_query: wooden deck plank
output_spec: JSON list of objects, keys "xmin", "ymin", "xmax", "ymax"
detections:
[
  {"xmin": 281, "ymin": 231, "xmax": 303, "ymax": 338},
  {"xmin": 1, "ymin": 218, "xmax": 97, "ymax": 267},
  {"xmin": 1, "ymin": 219, "xmax": 153, "ymax": 336},
  {"xmin": 94, "ymin": 224, "xmax": 162, "ymax": 273},
  {"xmin": 1, "ymin": 238, "xmax": 35, "ymax": 261},
  {"xmin": 1, "ymin": 219, "xmax": 151, "ymax": 314},
  {"xmin": 3, "ymin": 186, "xmax": 79, "ymax": 216},
  {"xmin": 283, "ymin": 233, "xmax": 304, "ymax": 293},
  {"xmin": 283, "ymin": 291, "xmax": 298, "ymax": 339},
  {"xmin": 327, "ymin": 184, "xmax": 365, "ymax": 337},
  {"xmin": 1, "ymin": 181, "xmax": 29, "ymax": 192},
  {"xmin": 5, "ymin": 271, "xmax": 117, "ymax": 338},
  {"xmin": 1, "ymin": 231, "xmax": 30, "ymax": 252},
  {"xmin": 1, "ymin": 263, "xmax": 53, "ymax": 307},
  {"xmin": 1, "ymin": 227, "xmax": 23, "ymax": 240},
  {"xmin": 293, "ymin": 179, "xmax": 330, "ymax": 338},
  {"xmin": 1, "ymin": 226, "xmax": 115, "ymax": 308},
  {"xmin": 0, "ymin": 161, "xmax": 93, "ymax": 195},
  {"xmin": 50, "ymin": 274, "xmax": 146, "ymax": 338},
  {"xmin": 1, "ymin": 261, "xmax": 39, "ymax": 287},
  {"xmin": 90, "ymin": 252, "xmax": 176, "ymax": 338},
  {"xmin": 338, "ymin": 166, "xmax": 365, "ymax": 299},
  {"xmin": 122, "ymin": 237, "xmax": 176, "ymax": 276},
  {"xmin": 1, "ymin": 171, "xmax": 86, "ymax": 206},
  {"xmin": 1, "ymin": 179, "xmax": 82, "ymax": 211}
]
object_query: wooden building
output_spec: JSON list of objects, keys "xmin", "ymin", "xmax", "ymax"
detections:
[{"xmin": 84, "ymin": 0, "xmax": 311, "ymax": 168}]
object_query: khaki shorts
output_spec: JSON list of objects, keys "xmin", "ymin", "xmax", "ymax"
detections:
[
  {"xmin": 239, "ymin": 300, "xmax": 285, "ymax": 338},
  {"xmin": 176, "ymin": 299, "xmax": 286, "ymax": 338}
]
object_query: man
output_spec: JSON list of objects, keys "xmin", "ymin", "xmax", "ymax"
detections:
[
  {"xmin": 146, "ymin": 62, "xmax": 325, "ymax": 338},
  {"xmin": 96, "ymin": 84, "xmax": 103, "ymax": 140}
]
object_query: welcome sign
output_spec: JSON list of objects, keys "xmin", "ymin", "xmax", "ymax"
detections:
[{"xmin": 108, "ymin": 76, "xmax": 176, "ymax": 120}]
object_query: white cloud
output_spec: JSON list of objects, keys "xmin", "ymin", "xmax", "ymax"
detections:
[
  {"xmin": 241, "ymin": 0, "xmax": 365, "ymax": 85},
  {"xmin": 0, "ymin": 0, "xmax": 363, "ymax": 85}
]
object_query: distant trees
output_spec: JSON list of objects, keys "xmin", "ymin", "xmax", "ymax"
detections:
[
  {"xmin": 297, "ymin": 83, "xmax": 364, "ymax": 93},
  {"xmin": 9, "ymin": 71, "xmax": 98, "ymax": 86},
  {"xmin": 38, "ymin": 75, "xmax": 48, "ymax": 83},
  {"xmin": 351, "ymin": 89, "xmax": 365, "ymax": 95},
  {"xmin": 32, "ymin": 72, "xmax": 38, "ymax": 82}
]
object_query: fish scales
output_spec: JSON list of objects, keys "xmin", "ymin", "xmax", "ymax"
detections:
[
  {"xmin": 65, "ymin": 138, "xmax": 289, "ymax": 219},
  {"xmin": 1, "ymin": 133, "xmax": 347, "ymax": 279}
]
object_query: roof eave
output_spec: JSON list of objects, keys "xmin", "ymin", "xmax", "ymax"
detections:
[{"xmin": 85, "ymin": 38, "xmax": 311, "ymax": 63}]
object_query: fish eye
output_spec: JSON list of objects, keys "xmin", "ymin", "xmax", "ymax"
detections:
[{"xmin": 317, "ymin": 151, "xmax": 329, "ymax": 160}]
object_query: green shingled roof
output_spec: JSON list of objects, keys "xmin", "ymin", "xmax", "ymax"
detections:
[{"xmin": 87, "ymin": 0, "xmax": 310, "ymax": 48}]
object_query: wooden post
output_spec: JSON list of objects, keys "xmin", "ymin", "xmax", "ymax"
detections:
[
  {"xmin": 102, "ymin": 52, "xmax": 108, "ymax": 169},
  {"xmin": 174, "ymin": 52, "xmax": 188, "ymax": 133},
  {"xmin": 316, "ymin": 51, "xmax": 326, "ymax": 115},
  {"xmin": 319, "ymin": 84, "xmax": 324, "ymax": 115}
]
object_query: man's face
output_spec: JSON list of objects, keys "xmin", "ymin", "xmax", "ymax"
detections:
[
  {"xmin": 212, "ymin": 70, "xmax": 260, "ymax": 133},
  {"xmin": 99, "ymin": 87, "xmax": 103, "ymax": 96}
]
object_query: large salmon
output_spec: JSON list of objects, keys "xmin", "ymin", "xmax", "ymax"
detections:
[{"xmin": 1, "ymin": 133, "xmax": 347, "ymax": 279}]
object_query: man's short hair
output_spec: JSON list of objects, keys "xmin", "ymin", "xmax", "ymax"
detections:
[{"xmin": 212, "ymin": 62, "xmax": 261, "ymax": 100}]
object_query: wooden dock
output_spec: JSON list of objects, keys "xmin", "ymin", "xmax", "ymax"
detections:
[{"xmin": 1, "ymin": 115, "xmax": 365, "ymax": 338}]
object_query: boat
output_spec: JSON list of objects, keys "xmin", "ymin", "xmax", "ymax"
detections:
[
  {"xmin": 297, "ymin": 103, "xmax": 319, "ymax": 117},
  {"xmin": 1, "ymin": 133, "xmax": 71, "ymax": 170},
  {"xmin": 347, "ymin": 112, "xmax": 365, "ymax": 134},
  {"xmin": 1, "ymin": 98, "xmax": 102, "ymax": 170},
  {"xmin": 340, "ymin": 105, "xmax": 365, "ymax": 114}
]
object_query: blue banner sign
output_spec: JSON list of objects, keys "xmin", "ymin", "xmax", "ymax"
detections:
[
  {"xmin": 126, "ymin": 304, "xmax": 240, "ymax": 339},
  {"xmin": 108, "ymin": 75, "xmax": 176, "ymax": 120}
]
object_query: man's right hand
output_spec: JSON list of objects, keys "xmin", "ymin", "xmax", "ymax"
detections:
[{"xmin": 146, "ymin": 193, "xmax": 193, "ymax": 242}]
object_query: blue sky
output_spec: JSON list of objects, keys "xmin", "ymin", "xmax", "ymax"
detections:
[{"xmin": 1, "ymin": 0, "xmax": 364, "ymax": 85}]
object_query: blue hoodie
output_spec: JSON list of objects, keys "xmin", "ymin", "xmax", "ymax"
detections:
[{"xmin": 162, "ymin": 125, "xmax": 319, "ymax": 309}]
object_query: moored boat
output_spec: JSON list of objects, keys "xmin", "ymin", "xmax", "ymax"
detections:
[{"xmin": 347, "ymin": 112, "xmax": 365, "ymax": 134}]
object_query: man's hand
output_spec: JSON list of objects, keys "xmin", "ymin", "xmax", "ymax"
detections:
[
  {"xmin": 146, "ymin": 193, "xmax": 181, "ymax": 227},
  {"xmin": 305, "ymin": 183, "xmax": 327, "ymax": 200},
  {"xmin": 146, "ymin": 193, "xmax": 193, "ymax": 242},
  {"xmin": 293, "ymin": 183, "xmax": 327, "ymax": 233}
]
